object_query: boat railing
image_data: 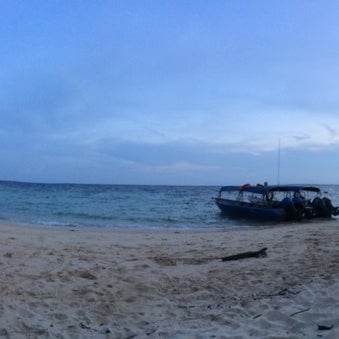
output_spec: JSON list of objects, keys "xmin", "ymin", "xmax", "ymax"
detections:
[{"xmin": 248, "ymin": 194, "xmax": 264, "ymax": 204}]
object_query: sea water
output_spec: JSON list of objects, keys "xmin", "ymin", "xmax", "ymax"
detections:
[{"xmin": 0, "ymin": 181, "xmax": 338, "ymax": 230}]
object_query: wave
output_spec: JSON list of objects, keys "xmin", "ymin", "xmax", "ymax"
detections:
[{"xmin": 0, "ymin": 182, "xmax": 337, "ymax": 230}]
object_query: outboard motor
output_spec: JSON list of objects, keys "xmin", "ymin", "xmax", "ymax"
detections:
[
  {"xmin": 312, "ymin": 197, "xmax": 336, "ymax": 217},
  {"xmin": 322, "ymin": 197, "xmax": 337, "ymax": 217}
]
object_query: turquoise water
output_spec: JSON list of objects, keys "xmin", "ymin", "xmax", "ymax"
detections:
[{"xmin": 0, "ymin": 181, "xmax": 338, "ymax": 229}]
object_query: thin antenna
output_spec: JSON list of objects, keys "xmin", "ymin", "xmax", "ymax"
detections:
[{"xmin": 277, "ymin": 139, "xmax": 281, "ymax": 185}]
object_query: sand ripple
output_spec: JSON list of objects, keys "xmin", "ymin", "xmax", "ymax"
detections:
[{"xmin": 0, "ymin": 221, "xmax": 338, "ymax": 338}]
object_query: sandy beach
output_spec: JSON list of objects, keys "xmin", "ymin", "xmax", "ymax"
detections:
[{"xmin": 0, "ymin": 221, "xmax": 338, "ymax": 338}]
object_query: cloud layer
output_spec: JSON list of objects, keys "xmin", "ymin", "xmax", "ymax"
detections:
[{"xmin": 1, "ymin": 1, "xmax": 339, "ymax": 184}]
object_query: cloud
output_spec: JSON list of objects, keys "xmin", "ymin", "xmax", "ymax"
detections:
[
  {"xmin": 323, "ymin": 124, "xmax": 338, "ymax": 138},
  {"xmin": 2, "ymin": 1, "xmax": 339, "ymax": 185}
]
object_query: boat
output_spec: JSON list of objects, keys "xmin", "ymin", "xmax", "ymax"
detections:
[{"xmin": 214, "ymin": 184, "xmax": 339, "ymax": 221}]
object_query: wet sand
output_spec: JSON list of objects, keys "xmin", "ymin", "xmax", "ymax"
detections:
[{"xmin": 0, "ymin": 220, "xmax": 338, "ymax": 338}]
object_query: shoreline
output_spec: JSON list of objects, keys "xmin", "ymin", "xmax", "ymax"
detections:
[
  {"xmin": 0, "ymin": 220, "xmax": 338, "ymax": 337},
  {"xmin": 3, "ymin": 215, "xmax": 338, "ymax": 232}
]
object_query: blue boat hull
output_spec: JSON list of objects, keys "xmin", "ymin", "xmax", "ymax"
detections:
[{"xmin": 214, "ymin": 198, "xmax": 286, "ymax": 221}]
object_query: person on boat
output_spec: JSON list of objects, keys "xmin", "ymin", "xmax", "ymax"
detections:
[
  {"xmin": 293, "ymin": 191, "xmax": 306, "ymax": 208},
  {"xmin": 281, "ymin": 197, "xmax": 300, "ymax": 220},
  {"xmin": 292, "ymin": 191, "xmax": 310, "ymax": 218}
]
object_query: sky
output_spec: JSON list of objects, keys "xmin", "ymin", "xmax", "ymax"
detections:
[{"xmin": 1, "ymin": 0, "xmax": 339, "ymax": 185}]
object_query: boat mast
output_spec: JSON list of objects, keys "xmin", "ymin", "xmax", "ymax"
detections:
[{"xmin": 277, "ymin": 139, "xmax": 281, "ymax": 185}]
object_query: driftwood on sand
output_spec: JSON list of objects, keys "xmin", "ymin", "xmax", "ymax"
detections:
[{"xmin": 221, "ymin": 247, "xmax": 267, "ymax": 262}]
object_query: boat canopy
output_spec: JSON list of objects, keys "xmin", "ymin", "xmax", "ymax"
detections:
[{"xmin": 218, "ymin": 185, "xmax": 321, "ymax": 195}]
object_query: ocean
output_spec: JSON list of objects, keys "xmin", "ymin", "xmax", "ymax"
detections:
[{"xmin": 0, "ymin": 181, "xmax": 338, "ymax": 230}]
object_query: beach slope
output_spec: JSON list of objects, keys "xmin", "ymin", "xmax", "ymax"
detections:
[{"xmin": 0, "ymin": 221, "xmax": 338, "ymax": 338}]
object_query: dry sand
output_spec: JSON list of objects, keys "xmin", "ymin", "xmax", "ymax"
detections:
[{"xmin": 0, "ymin": 220, "xmax": 338, "ymax": 338}]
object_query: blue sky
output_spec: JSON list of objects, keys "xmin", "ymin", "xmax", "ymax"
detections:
[{"xmin": 1, "ymin": 0, "xmax": 339, "ymax": 185}]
